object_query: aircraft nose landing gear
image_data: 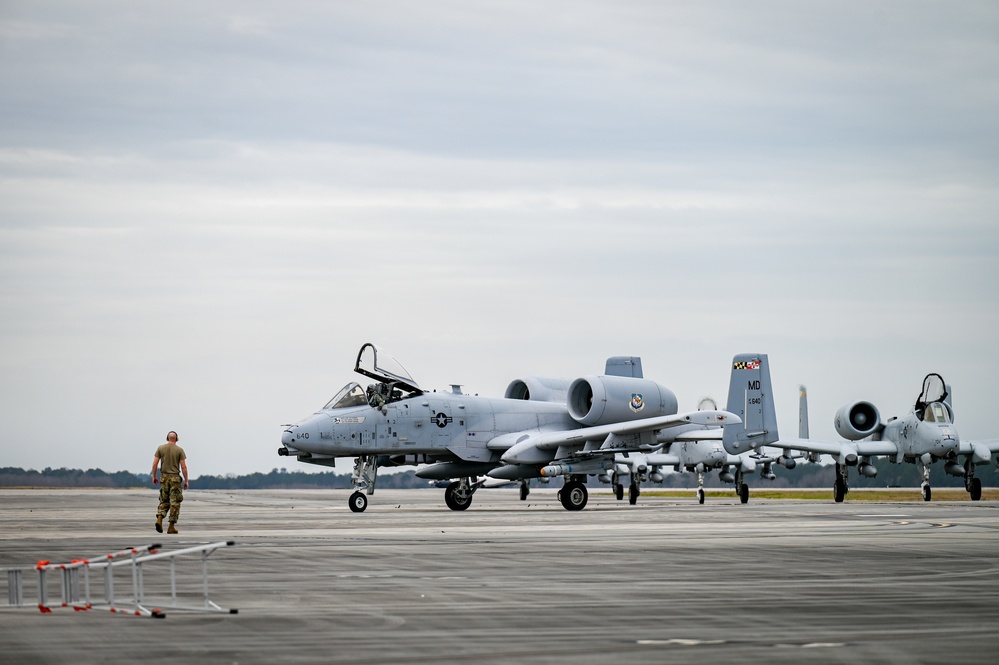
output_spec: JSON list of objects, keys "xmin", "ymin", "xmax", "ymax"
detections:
[
  {"xmin": 348, "ymin": 491, "xmax": 368, "ymax": 513},
  {"xmin": 348, "ymin": 456, "xmax": 378, "ymax": 512},
  {"xmin": 920, "ymin": 462, "xmax": 932, "ymax": 502}
]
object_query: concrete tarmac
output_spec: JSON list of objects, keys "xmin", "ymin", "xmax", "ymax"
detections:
[{"xmin": 2, "ymin": 488, "xmax": 998, "ymax": 664}]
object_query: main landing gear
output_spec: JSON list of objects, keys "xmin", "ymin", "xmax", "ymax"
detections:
[
  {"xmin": 442, "ymin": 477, "xmax": 490, "ymax": 511},
  {"xmin": 520, "ymin": 480, "xmax": 530, "ymax": 501},
  {"xmin": 444, "ymin": 479, "xmax": 475, "ymax": 511},
  {"xmin": 735, "ymin": 469, "xmax": 749, "ymax": 504},
  {"xmin": 610, "ymin": 477, "xmax": 639, "ymax": 505},
  {"xmin": 611, "ymin": 470, "xmax": 625, "ymax": 501},
  {"xmin": 964, "ymin": 459, "xmax": 982, "ymax": 501},
  {"xmin": 833, "ymin": 462, "xmax": 849, "ymax": 503},
  {"xmin": 348, "ymin": 456, "xmax": 378, "ymax": 513},
  {"xmin": 558, "ymin": 476, "xmax": 588, "ymax": 511}
]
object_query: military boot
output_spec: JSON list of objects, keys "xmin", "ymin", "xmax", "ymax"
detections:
[
  {"xmin": 155, "ymin": 516, "xmax": 163, "ymax": 533},
  {"xmin": 167, "ymin": 523, "xmax": 178, "ymax": 534}
]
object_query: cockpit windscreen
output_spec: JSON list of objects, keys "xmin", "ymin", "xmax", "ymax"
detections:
[{"xmin": 324, "ymin": 383, "xmax": 368, "ymax": 410}]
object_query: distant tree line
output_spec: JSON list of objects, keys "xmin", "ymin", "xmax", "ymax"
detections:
[
  {"xmin": 0, "ymin": 467, "xmax": 430, "ymax": 489},
  {"xmin": 1, "ymin": 461, "xmax": 994, "ymax": 490},
  {"xmin": 0, "ymin": 467, "xmax": 149, "ymax": 488}
]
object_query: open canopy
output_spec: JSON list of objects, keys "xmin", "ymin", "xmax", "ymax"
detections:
[
  {"xmin": 354, "ymin": 343, "xmax": 422, "ymax": 395},
  {"xmin": 915, "ymin": 373, "xmax": 948, "ymax": 418}
]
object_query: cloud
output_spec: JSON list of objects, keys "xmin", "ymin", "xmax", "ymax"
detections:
[{"xmin": 1, "ymin": 1, "xmax": 997, "ymax": 475}]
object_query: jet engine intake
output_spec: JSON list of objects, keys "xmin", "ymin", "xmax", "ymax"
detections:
[
  {"xmin": 504, "ymin": 376, "xmax": 571, "ymax": 403},
  {"xmin": 833, "ymin": 401, "xmax": 882, "ymax": 440},
  {"xmin": 567, "ymin": 376, "xmax": 677, "ymax": 426}
]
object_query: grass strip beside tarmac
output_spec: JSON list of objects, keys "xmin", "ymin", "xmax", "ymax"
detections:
[{"xmin": 638, "ymin": 488, "xmax": 999, "ymax": 501}]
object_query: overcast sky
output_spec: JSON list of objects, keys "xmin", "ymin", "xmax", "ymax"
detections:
[{"xmin": 1, "ymin": 1, "xmax": 997, "ymax": 477}]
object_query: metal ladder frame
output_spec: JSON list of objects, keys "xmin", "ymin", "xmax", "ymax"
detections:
[{"xmin": 3, "ymin": 541, "xmax": 237, "ymax": 618}]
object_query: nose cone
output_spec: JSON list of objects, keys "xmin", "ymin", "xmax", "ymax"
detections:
[{"xmin": 282, "ymin": 428, "xmax": 296, "ymax": 445}]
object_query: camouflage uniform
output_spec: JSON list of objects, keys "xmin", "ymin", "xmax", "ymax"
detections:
[
  {"xmin": 154, "ymin": 441, "xmax": 187, "ymax": 528},
  {"xmin": 157, "ymin": 474, "xmax": 184, "ymax": 523}
]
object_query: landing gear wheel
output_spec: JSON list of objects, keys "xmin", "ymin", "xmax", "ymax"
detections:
[
  {"xmin": 970, "ymin": 477, "xmax": 982, "ymax": 501},
  {"xmin": 520, "ymin": 482, "xmax": 530, "ymax": 501},
  {"xmin": 629, "ymin": 484, "xmax": 640, "ymax": 505},
  {"xmin": 921, "ymin": 484, "xmax": 932, "ymax": 502},
  {"xmin": 833, "ymin": 479, "xmax": 846, "ymax": 503},
  {"xmin": 615, "ymin": 484, "xmax": 624, "ymax": 501},
  {"xmin": 444, "ymin": 482, "xmax": 473, "ymax": 511},
  {"xmin": 560, "ymin": 481, "xmax": 588, "ymax": 511},
  {"xmin": 739, "ymin": 483, "xmax": 749, "ymax": 504},
  {"xmin": 697, "ymin": 488, "xmax": 705, "ymax": 505},
  {"xmin": 348, "ymin": 491, "xmax": 368, "ymax": 513}
]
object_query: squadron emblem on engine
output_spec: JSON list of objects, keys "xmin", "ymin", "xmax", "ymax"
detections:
[{"xmin": 630, "ymin": 393, "xmax": 645, "ymax": 413}]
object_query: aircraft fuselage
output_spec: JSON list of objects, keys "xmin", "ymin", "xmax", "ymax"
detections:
[
  {"xmin": 881, "ymin": 411, "xmax": 959, "ymax": 462},
  {"xmin": 282, "ymin": 391, "xmax": 576, "ymax": 464}
]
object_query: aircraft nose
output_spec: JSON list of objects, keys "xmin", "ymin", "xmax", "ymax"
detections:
[{"xmin": 282, "ymin": 428, "xmax": 295, "ymax": 445}]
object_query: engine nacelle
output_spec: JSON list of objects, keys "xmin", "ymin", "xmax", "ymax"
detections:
[
  {"xmin": 567, "ymin": 375, "xmax": 677, "ymax": 426},
  {"xmin": 504, "ymin": 376, "xmax": 571, "ymax": 403},
  {"xmin": 834, "ymin": 401, "xmax": 882, "ymax": 440}
]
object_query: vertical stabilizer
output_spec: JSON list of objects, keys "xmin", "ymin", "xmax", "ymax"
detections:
[
  {"xmin": 798, "ymin": 385, "xmax": 809, "ymax": 439},
  {"xmin": 723, "ymin": 354, "xmax": 779, "ymax": 454},
  {"xmin": 797, "ymin": 384, "xmax": 821, "ymax": 462},
  {"xmin": 605, "ymin": 356, "xmax": 643, "ymax": 378}
]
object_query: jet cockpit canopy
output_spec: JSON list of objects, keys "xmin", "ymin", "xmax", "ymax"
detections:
[
  {"xmin": 915, "ymin": 373, "xmax": 949, "ymax": 420},
  {"xmin": 354, "ymin": 343, "xmax": 423, "ymax": 398}
]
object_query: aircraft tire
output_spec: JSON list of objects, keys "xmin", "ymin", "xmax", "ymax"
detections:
[
  {"xmin": 833, "ymin": 480, "xmax": 845, "ymax": 503},
  {"xmin": 697, "ymin": 489, "xmax": 705, "ymax": 505},
  {"xmin": 615, "ymin": 484, "xmax": 624, "ymax": 501},
  {"xmin": 922, "ymin": 485, "xmax": 932, "ymax": 502},
  {"xmin": 560, "ymin": 481, "xmax": 588, "ymax": 511},
  {"xmin": 444, "ymin": 482, "xmax": 473, "ymax": 511},
  {"xmin": 348, "ymin": 491, "xmax": 368, "ymax": 513},
  {"xmin": 629, "ymin": 484, "xmax": 639, "ymax": 505},
  {"xmin": 520, "ymin": 482, "xmax": 529, "ymax": 501},
  {"xmin": 970, "ymin": 478, "xmax": 982, "ymax": 501},
  {"xmin": 739, "ymin": 483, "xmax": 749, "ymax": 504}
]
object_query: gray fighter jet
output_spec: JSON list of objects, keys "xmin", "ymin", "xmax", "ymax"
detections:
[
  {"xmin": 278, "ymin": 344, "xmax": 765, "ymax": 512},
  {"xmin": 600, "ymin": 353, "xmax": 787, "ymax": 505},
  {"xmin": 775, "ymin": 373, "xmax": 999, "ymax": 501}
]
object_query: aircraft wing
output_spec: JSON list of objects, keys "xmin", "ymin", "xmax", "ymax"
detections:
[
  {"xmin": 958, "ymin": 438, "xmax": 999, "ymax": 463},
  {"xmin": 497, "ymin": 410, "xmax": 739, "ymax": 452},
  {"xmin": 776, "ymin": 437, "xmax": 899, "ymax": 459}
]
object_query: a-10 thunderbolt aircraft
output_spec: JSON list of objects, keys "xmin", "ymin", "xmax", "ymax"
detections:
[
  {"xmin": 600, "ymin": 353, "xmax": 790, "ymax": 505},
  {"xmin": 776, "ymin": 373, "xmax": 999, "ymax": 501},
  {"xmin": 278, "ymin": 344, "xmax": 779, "ymax": 512}
]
